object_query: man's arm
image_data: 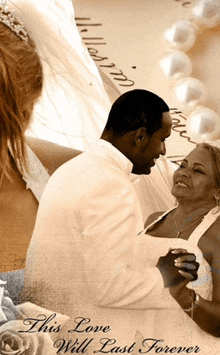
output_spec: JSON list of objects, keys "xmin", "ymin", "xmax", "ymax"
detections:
[{"xmin": 81, "ymin": 174, "xmax": 165, "ymax": 309}]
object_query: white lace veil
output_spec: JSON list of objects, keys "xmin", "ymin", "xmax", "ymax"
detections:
[{"xmin": 9, "ymin": 0, "xmax": 112, "ymax": 150}]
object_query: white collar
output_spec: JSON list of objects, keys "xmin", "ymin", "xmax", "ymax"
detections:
[{"xmin": 87, "ymin": 139, "xmax": 133, "ymax": 176}]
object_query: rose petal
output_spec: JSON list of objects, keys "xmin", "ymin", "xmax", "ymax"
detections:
[{"xmin": 0, "ymin": 329, "xmax": 27, "ymax": 355}]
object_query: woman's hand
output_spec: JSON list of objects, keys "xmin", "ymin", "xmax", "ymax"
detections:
[
  {"xmin": 172, "ymin": 248, "xmax": 199, "ymax": 281},
  {"xmin": 168, "ymin": 274, "xmax": 196, "ymax": 310},
  {"xmin": 156, "ymin": 248, "xmax": 199, "ymax": 288}
]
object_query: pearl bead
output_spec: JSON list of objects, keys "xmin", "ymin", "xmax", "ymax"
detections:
[
  {"xmin": 174, "ymin": 77, "xmax": 207, "ymax": 112},
  {"xmin": 164, "ymin": 20, "xmax": 197, "ymax": 52},
  {"xmin": 186, "ymin": 106, "xmax": 220, "ymax": 142},
  {"xmin": 159, "ymin": 50, "xmax": 192, "ymax": 81},
  {"xmin": 192, "ymin": 0, "xmax": 220, "ymax": 28}
]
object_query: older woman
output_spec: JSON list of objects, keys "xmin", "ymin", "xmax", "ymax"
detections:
[{"xmin": 142, "ymin": 142, "xmax": 220, "ymax": 353}]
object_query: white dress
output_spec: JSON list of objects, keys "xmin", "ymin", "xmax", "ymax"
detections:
[
  {"xmin": 22, "ymin": 146, "xmax": 50, "ymax": 203},
  {"xmin": 138, "ymin": 207, "xmax": 220, "ymax": 355}
]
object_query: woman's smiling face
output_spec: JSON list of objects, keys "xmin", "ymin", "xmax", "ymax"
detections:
[{"xmin": 171, "ymin": 146, "xmax": 219, "ymax": 203}]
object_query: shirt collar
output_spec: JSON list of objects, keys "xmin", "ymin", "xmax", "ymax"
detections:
[{"xmin": 87, "ymin": 139, "xmax": 133, "ymax": 176}]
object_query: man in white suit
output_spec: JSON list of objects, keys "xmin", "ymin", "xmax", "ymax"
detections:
[{"xmin": 24, "ymin": 90, "xmax": 196, "ymax": 349}]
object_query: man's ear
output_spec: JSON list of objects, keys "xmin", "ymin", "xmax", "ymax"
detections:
[
  {"xmin": 134, "ymin": 127, "xmax": 150, "ymax": 146},
  {"xmin": 214, "ymin": 188, "xmax": 220, "ymax": 202}
]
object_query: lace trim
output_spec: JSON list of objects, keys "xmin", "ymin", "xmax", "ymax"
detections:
[{"xmin": 22, "ymin": 146, "xmax": 50, "ymax": 202}]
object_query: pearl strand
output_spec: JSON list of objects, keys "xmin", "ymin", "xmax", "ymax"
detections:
[{"xmin": 160, "ymin": 0, "xmax": 220, "ymax": 143}]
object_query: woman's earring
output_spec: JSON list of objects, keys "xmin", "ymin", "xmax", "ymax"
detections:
[{"xmin": 212, "ymin": 196, "xmax": 220, "ymax": 214}]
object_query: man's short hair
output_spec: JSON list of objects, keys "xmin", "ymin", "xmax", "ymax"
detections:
[{"xmin": 104, "ymin": 89, "xmax": 169, "ymax": 136}]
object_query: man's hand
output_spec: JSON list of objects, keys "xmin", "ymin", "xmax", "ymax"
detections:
[{"xmin": 156, "ymin": 248, "xmax": 199, "ymax": 288}]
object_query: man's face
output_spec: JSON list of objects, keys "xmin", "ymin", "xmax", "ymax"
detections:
[{"xmin": 132, "ymin": 112, "xmax": 172, "ymax": 175}]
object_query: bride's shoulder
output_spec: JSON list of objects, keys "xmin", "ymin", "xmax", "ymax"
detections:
[
  {"xmin": 26, "ymin": 136, "xmax": 82, "ymax": 175},
  {"xmin": 201, "ymin": 217, "xmax": 220, "ymax": 254},
  {"xmin": 208, "ymin": 216, "xmax": 220, "ymax": 239},
  {"xmin": 201, "ymin": 218, "xmax": 220, "ymax": 281}
]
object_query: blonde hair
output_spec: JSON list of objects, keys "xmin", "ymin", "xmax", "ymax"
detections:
[
  {"xmin": 0, "ymin": 23, "xmax": 43, "ymax": 178},
  {"xmin": 198, "ymin": 143, "xmax": 220, "ymax": 187}
]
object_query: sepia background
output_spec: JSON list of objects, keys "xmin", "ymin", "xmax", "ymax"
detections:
[{"xmin": 73, "ymin": 0, "xmax": 220, "ymax": 160}]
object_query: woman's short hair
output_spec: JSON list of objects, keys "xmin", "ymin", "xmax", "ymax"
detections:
[
  {"xmin": 103, "ymin": 89, "xmax": 169, "ymax": 137},
  {"xmin": 198, "ymin": 143, "xmax": 220, "ymax": 187},
  {"xmin": 0, "ymin": 23, "xmax": 43, "ymax": 178}
]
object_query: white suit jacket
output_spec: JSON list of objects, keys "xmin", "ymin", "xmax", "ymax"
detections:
[{"xmin": 25, "ymin": 140, "xmax": 164, "ymax": 345}]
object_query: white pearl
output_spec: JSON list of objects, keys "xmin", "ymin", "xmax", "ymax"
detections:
[
  {"xmin": 186, "ymin": 106, "xmax": 220, "ymax": 142},
  {"xmin": 160, "ymin": 50, "xmax": 192, "ymax": 81},
  {"xmin": 164, "ymin": 20, "xmax": 197, "ymax": 52},
  {"xmin": 192, "ymin": 0, "xmax": 220, "ymax": 28},
  {"xmin": 174, "ymin": 77, "xmax": 207, "ymax": 112}
]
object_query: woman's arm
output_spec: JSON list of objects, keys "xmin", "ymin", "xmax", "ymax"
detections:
[
  {"xmin": 26, "ymin": 136, "xmax": 82, "ymax": 175},
  {"xmin": 169, "ymin": 225, "xmax": 220, "ymax": 337}
]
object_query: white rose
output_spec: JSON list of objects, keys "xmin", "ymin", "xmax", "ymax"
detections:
[{"xmin": 0, "ymin": 282, "xmax": 18, "ymax": 324}]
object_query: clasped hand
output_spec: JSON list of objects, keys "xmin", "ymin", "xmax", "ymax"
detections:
[{"xmin": 156, "ymin": 248, "xmax": 199, "ymax": 288}]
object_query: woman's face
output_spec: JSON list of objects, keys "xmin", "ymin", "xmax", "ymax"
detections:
[{"xmin": 171, "ymin": 146, "xmax": 219, "ymax": 203}]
